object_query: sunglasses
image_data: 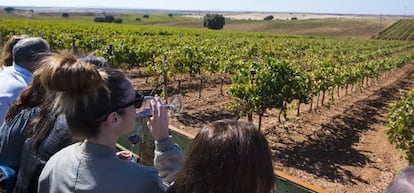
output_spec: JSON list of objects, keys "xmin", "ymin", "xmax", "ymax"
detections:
[
  {"xmin": 99, "ymin": 91, "xmax": 145, "ymax": 121},
  {"xmin": 113, "ymin": 91, "xmax": 145, "ymax": 111}
]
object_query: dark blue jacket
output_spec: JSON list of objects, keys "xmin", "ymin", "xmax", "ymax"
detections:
[{"xmin": 0, "ymin": 107, "xmax": 39, "ymax": 171}]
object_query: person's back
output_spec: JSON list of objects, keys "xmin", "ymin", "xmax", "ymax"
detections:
[
  {"xmin": 0, "ymin": 37, "xmax": 49, "ymax": 123},
  {"xmin": 0, "ymin": 107, "xmax": 38, "ymax": 171},
  {"xmin": 39, "ymin": 141, "xmax": 165, "ymax": 193},
  {"xmin": 0, "ymin": 66, "xmax": 33, "ymax": 123}
]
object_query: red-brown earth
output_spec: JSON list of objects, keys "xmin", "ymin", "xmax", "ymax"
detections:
[{"xmin": 129, "ymin": 62, "xmax": 414, "ymax": 193}]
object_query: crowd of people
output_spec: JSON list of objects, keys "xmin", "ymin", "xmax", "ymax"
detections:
[{"xmin": 0, "ymin": 35, "xmax": 277, "ymax": 193}]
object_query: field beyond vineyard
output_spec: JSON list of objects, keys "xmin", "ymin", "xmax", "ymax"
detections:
[{"xmin": 132, "ymin": 62, "xmax": 413, "ymax": 193}]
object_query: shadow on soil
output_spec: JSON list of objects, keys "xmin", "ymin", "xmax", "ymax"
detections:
[
  {"xmin": 175, "ymin": 110, "xmax": 236, "ymax": 128},
  {"xmin": 274, "ymin": 68, "xmax": 414, "ymax": 184}
]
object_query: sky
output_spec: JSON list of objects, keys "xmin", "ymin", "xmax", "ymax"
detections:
[{"xmin": 1, "ymin": 0, "xmax": 413, "ymax": 16}]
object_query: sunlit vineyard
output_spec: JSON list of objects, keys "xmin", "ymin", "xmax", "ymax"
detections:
[
  {"xmin": 376, "ymin": 19, "xmax": 414, "ymax": 41},
  {"xmin": 2, "ymin": 18, "xmax": 414, "ymax": 126}
]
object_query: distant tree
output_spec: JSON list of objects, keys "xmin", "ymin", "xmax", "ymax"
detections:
[
  {"xmin": 136, "ymin": 18, "xmax": 141, "ymax": 22},
  {"xmin": 62, "ymin": 13, "xmax": 69, "ymax": 18},
  {"xmin": 203, "ymin": 14, "xmax": 225, "ymax": 30},
  {"xmin": 291, "ymin": 17, "xmax": 298, "ymax": 20},
  {"xmin": 4, "ymin": 7, "xmax": 14, "ymax": 12},
  {"xmin": 168, "ymin": 13, "xmax": 173, "ymax": 17},
  {"xmin": 114, "ymin": 18, "xmax": 123, "ymax": 23},
  {"xmin": 143, "ymin": 14, "xmax": 149, "ymax": 19},
  {"xmin": 263, "ymin": 15, "xmax": 274, "ymax": 21},
  {"xmin": 105, "ymin": 15, "xmax": 115, "ymax": 23}
]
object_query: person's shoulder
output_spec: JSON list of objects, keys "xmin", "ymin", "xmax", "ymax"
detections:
[
  {"xmin": 118, "ymin": 162, "xmax": 163, "ymax": 192},
  {"xmin": 0, "ymin": 66, "xmax": 14, "ymax": 74},
  {"xmin": 0, "ymin": 66, "xmax": 15, "ymax": 82},
  {"xmin": 18, "ymin": 107, "xmax": 39, "ymax": 119},
  {"xmin": 3, "ymin": 107, "xmax": 38, "ymax": 124},
  {"xmin": 0, "ymin": 66, "xmax": 30, "ymax": 94},
  {"xmin": 50, "ymin": 142, "xmax": 78, "ymax": 157},
  {"xmin": 42, "ymin": 143, "xmax": 78, "ymax": 171},
  {"xmin": 54, "ymin": 115, "xmax": 68, "ymax": 129},
  {"xmin": 119, "ymin": 160, "xmax": 159, "ymax": 177}
]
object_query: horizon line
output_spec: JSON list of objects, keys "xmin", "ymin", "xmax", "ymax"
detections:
[{"xmin": 0, "ymin": 5, "xmax": 412, "ymax": 17}]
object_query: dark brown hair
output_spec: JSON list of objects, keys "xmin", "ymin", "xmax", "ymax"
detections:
[
  {"xmin": 167, "ymin": 119, "xmax": 275, "ymax": 193},
  {"xmin": 27, "ymin": 54, "xmax": 109, "ymax": 151},
  {"xmin": 0, "ymin": 35, "xmax": 28, "ymax": 70},
  {"xmin": 5, "ymin": 69, "xmax": 46, "ymax": 122},
  {"xmin": 39, "ymin": 52, "xmax": 129, "ymax": 138}
]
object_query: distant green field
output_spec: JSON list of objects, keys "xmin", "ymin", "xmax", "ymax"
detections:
[
  {"xmin": 375, "ymin": 19, "xmax": 414, "ymax": 41},
  {"xmin": 1, "ymin": 12, "xmax": 198, "ymax": 25},
  {"xmin": 0, "ymin": 11, "xmax": 397, "ymax": 39},
  {"xmin": 224, "ymin": 18, "xmax": 396, "ymax": 39}
]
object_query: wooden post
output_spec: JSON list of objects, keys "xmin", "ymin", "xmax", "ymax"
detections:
[
  {"xmin": 198, "ymin": 77, "xmax": 203, "ymax": 99},
  {"xmin": 163, "ymin": 54, "xmax": 168, "ymax": 101},
  {"xmin": 109, "ymin": 44, "xmax": 113, "ymax": 55},
  {"xmin": 49, "ymin": 35, "xmax": 54, "ymax": 51},
  {"xmin": 220, "ymin": 77, "xmax": 224, "ymax": 96},
  {"xmin": 177, "ymin": 79, "xmax": 182, "ymax": 95},
  {"xmin": 0, "ymin": 29, "xmax": 4, "ymax": 47},
  {"xmin": 72, "ymin": 37, "xmax": 78, "ymax": 55}
]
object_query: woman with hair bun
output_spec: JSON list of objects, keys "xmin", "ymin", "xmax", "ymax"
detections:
[
  {"xmin": 13, "ymin": 55, "xmax": 110, "ymax": 193},
  {"xmin": 37, "ymin": 52, "xmax": 183, "ymax": 193}
]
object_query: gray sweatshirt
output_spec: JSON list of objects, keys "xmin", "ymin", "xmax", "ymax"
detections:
[{"xmin": 38, "ymin": 137, "xmax": 183, "ymax": 193}]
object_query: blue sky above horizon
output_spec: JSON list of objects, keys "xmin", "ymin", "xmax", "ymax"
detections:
[{"xmin": 1, "ymin": 0, "xmax": 413, "ymax": 15}]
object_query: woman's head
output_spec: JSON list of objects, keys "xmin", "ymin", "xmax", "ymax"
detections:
[
  {"xmin": 0, "ymin": 35, "xmax": 28, "ymax": 69},
  {"xmin": 386, "ymin": 166, "xmax": 414, "ymax": 193},
  {"xmin": 168, "ymin": 119, "xmax": 275, "ymax": 193},
  {"xmin": 39, "ymin": 52, "xmax": 135, "ymax": 138}
]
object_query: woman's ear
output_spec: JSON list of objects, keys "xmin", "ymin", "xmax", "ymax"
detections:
[{"xmin": 103, "ymin": 112, "xmax": 119, "ymax": 127}]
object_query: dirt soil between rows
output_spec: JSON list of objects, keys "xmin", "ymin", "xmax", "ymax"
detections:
[{"xmin": 129, "ymin": 62, "xmax": 414, "ymax": 193}]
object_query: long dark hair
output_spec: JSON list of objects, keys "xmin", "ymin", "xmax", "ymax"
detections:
[
  {"xmin": 167, "ymin": 119, "xmax": 275, "ymax": 193},
  {"xmin": 25, "ymin": 93, "xmax": 60, "ymax": 152},
  {"xmin": 39, "ymin": 52, "xmax": 128, "ymax": 138}
]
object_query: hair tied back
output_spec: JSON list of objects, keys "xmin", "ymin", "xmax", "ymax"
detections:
[{"xmin": 40, "ymin": 52, "xmax": 102, "ymax": 95}]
